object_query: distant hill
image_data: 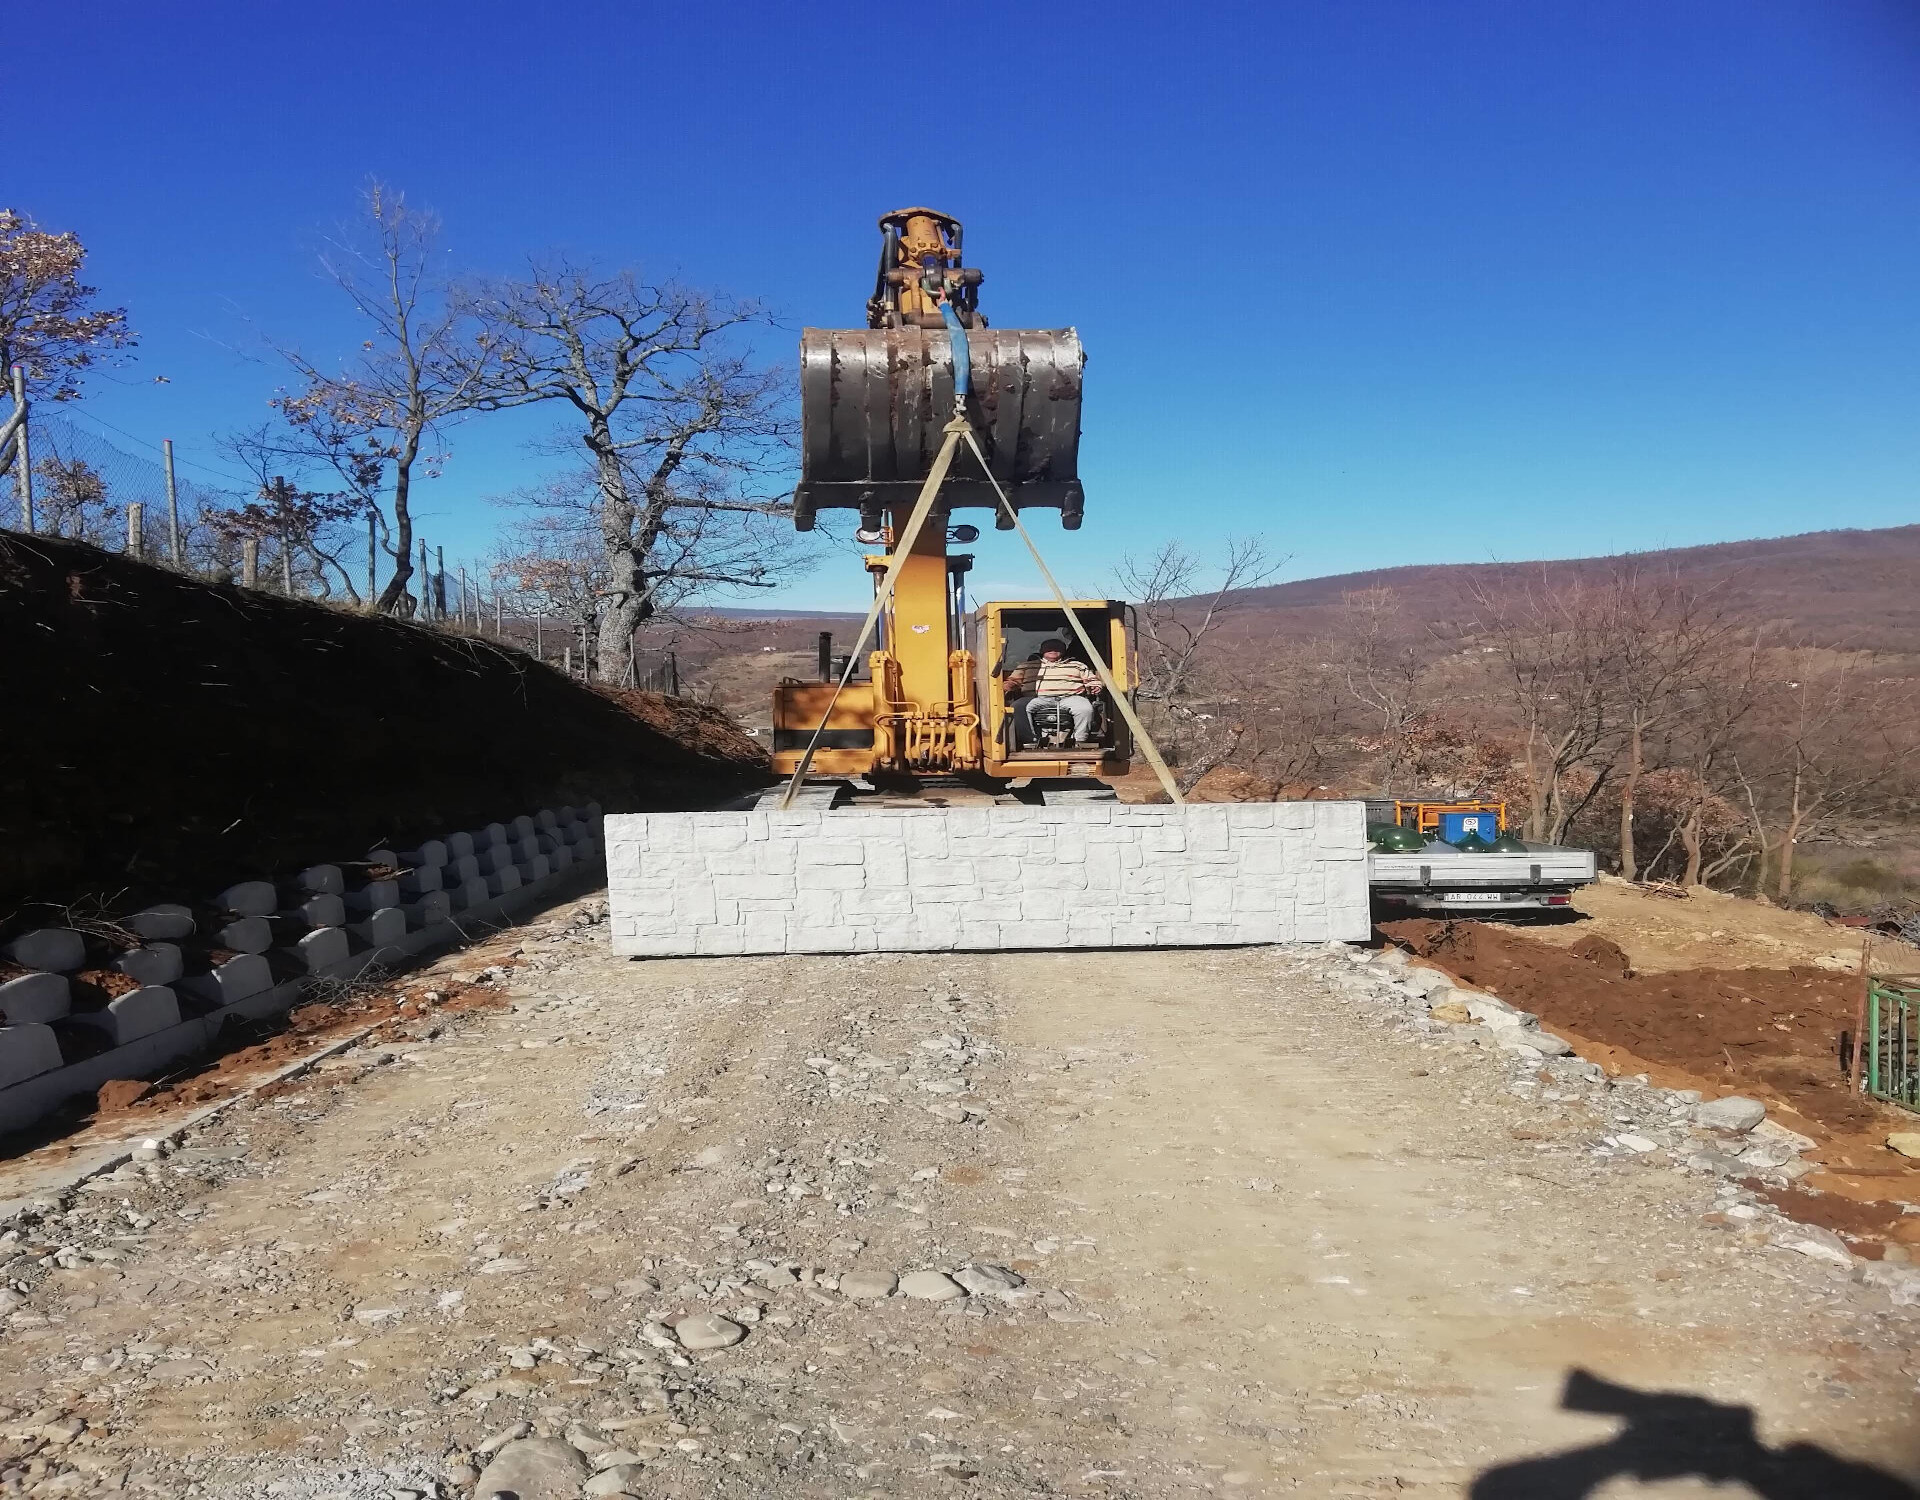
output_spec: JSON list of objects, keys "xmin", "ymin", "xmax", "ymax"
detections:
[
  {"xmin": 1222, "ymin": 525, "xmax": 1920, "ymax": 655},
  {"xmin": 666, "ymin": 524, "xmax": 1920, "ymax": 711}
]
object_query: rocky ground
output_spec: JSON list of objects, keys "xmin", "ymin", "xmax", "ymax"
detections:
[{"xmin": 0, "ymin": 899, "xmax": 1917, "ymax": 1498}]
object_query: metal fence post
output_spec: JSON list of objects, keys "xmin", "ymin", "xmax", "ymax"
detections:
[
  {"xmin": 436, "ymin": 546, "xmax": 447, "ymax": 621},
  {"xmin": 417, "ymin": 539, "xmax": 428, "ymax": 617},
  {"xmin": 242, "ymin": 538, "xmax": 259, "ymax": 588},
  {"xmin": 127, "ymin": 501, "xmax": 144, "ymax": 560},
  {"xmin": 162, "ymin": 439, "xmax": 181, "ymax": 565},
  {"xmin": 366, "ymin": 511, "xmax": 378, "ymax": 606},
  {"xmin": 11, "ymin": 365, "xmax": 32, "ymax": 534},
  {"xmin": 535, "ymin": 615, "xmax": 543, "ymax": 661}
]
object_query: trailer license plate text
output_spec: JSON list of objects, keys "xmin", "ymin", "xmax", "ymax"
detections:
[{"xmin": 1443, "ymin": 892, "xmax": 1503, "ymax": 902}]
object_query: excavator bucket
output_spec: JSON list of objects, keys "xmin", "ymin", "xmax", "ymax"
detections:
[{"xmin": 792, "ymin": 326, "xmax": 1086, "ymax": 532}]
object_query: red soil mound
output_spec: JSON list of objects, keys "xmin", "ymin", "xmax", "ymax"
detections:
[{"xmin": 1382, "ymin": 918, "xmax": 1878, "ymax": 1136}]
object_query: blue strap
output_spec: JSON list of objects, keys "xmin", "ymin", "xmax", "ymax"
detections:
[{"xmin": 939, "ymin": 300, "xmax": 971, "ymax": 402}]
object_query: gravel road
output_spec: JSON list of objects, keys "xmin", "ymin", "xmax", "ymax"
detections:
[{"xmin": 0, "ymin": 898, "xmax": 1915, "ymax": 1498}]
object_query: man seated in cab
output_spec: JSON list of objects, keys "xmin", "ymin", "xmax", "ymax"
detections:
[{"xmin": 1003, "ymin": 637, "xmax": 1103, "ymax": 747}]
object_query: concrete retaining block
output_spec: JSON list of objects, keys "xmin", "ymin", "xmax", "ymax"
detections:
[
  {"xmin": 290, "ymin": 894, "xmax": 346, "ymax": 930},
  {"xmin": 401, "ymin": 839, "xmax": 448, "ymax": 869},
  {"xmin": 296, "ymin": 865, "xmax": 344, "ymax": 895},
  {"xmin": 481, "ymin": 822, "xmax": 509, "ymax": 848},
  {"xmin": 551, "ymin": 844, "xmax": 575, "ymax": 873},
  {"xmin": 115, "ymin": 944, "xmax": 183, "ymax": 987},
  {"xmin": 478, "ymin": 846, "xmax": 517, "ymax": 875},
  {"xmin": 296, "ymin": 927, "xmax": 351, "ymax": 973},
  {"xmin": 352, "ymin": 907, "xmax": 408, "ymax": 951},
  {"xmin": 514, "ymin": 835, "xmax": 539, "ymax": 862},
  {"xmin": 486, "ymin": 865, "xmax": 523, "ymax": 898},
  {"xmin": 446, "ymin": 876, "xmax": 490, "ymax": 911},
  {"xmin": 0, "ymin": 832, "xmax": 605, "ymax": 1138},
  {"xmin": 398, "ymin": 865, "xmax": 443, "ymax": 895},
  {"xmin": 446, "ymin": 831, "xmax": 476, "ymax": 859},
  {"xmin": 4, "ymin": 928, "xmax": 86, "ymax": 973},
  {"xmin": 0, "ymin": 973, "xmax": 71, "ymax": 1025},
  {"xmin": 216, "ymin": 880, "xmax": 278, "ymax": 917},
  {"xmin": 216, "ymin": 916, "xmax": 273, "ymax": 955},
  {"xmin": 404, "ymin": 891, "xmax": 453, "ymax": 929},
  {"xmin": 0, "ymin": 1025, "xmax": 64, "ymax": 1089},
  {"xmin": 607, "ymin": 802, "xmax": 1370, "ymax": 956},
  {"xmin": 177, "ymin": 953, "xmax": 274, "ymax": 1009},
  {"xmin": 126, "ymin": 904, "xmax": 194, "ymax": 940},
  {"xmin": 536, "ymin": 809, "xmax": 558, "ymax": 831},
  {"xmin": 73, "ymin": 986, "xmax": 182, "ymax": 1046},
  {"xmin": 511, "ymin": 814, "xmax": 535, "ymax": 838},
  {"xmin": 520, "ymin": 854, "xmax": 551, "ymax": 883},
  {"xmin": 345, "ymin": 880, "xmax": 401, "ymax": 912}
]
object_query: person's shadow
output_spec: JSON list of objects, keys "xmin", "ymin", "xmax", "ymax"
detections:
[{"xmin": 1472, "ymin": 1369, "xmax": 1919, "ymax": 1499}]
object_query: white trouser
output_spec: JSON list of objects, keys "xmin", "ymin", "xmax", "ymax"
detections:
[{"xmin": 1026, "ymin": 694, "xmax": 1093, "ymax": 741}]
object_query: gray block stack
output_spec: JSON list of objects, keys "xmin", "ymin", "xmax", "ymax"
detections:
[{"xmin": 0, "ymin": 802, "xmax": 603, "ymax": 1133}]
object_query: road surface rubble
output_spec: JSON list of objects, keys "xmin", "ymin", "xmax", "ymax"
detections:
[{"xmin": 0, "ymin": 898, "xmax": 1915, "ymax": 1497}]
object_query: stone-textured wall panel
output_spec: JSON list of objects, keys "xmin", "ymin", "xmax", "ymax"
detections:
[{"xmin": 607, "ymin": 803, "xmax": 1368, "ymax": 956}]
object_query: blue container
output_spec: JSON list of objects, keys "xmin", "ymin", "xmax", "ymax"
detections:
[{"xmin": 1438, "ymin": 809, "xmax": 1501, "ymax": 843}]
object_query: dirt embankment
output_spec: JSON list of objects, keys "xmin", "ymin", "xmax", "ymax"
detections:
[
  {"xmin": 1382, "ymin": 915, "xmax": 1920, "ymax": 1246},
  {"xmin": 1, "ymin": 534, "xmax": 768, "ymax": 926},
  {"xmin": 1385, "ymin": 918, "xmax": 1873, "ymax": 1134}
]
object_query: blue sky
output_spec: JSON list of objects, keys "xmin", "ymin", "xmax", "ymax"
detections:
[{"xmin": 14, "ymin": 0, "xmax": 1920, "ymax": 609}]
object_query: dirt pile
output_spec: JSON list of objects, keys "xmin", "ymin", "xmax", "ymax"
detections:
[
  {"xmin": 1383, "ymin": 918, "xmax": 1882, "ymax": 1137},
  {"xmin": 0, "ymin": 534, "xmax": 767, "ymax": 923}
]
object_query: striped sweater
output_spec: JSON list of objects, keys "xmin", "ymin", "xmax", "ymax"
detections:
[{"xmin": 1015, "ymin": 657, "xmax": 1102, "ymax": 697}]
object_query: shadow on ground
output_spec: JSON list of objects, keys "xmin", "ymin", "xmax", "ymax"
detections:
[{"xmin": 1472, "ymin": 1369, "xmax": 1919, "ymax": 1498}]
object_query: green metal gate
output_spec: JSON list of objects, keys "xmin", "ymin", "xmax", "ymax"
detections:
[{"xmin": 1865, "ymin": 980, "xmax": 1920, "ymax": 1113}]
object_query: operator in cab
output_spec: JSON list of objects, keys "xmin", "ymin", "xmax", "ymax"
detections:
[{"xmin": 1004, "ymin": 638, "xmax": 1103, "ymax": 747}]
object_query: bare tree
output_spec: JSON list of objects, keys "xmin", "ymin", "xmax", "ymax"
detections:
[
  {"xmin": 492, "ymin": 477, "xmax": 608, "ymax": 644},
  {"xmin": 1736, "ymin": 649, "xmax": 1913, "ymax": 900},
  {"xmin": 465, "ymin": 263, "xmax": 796, "ymax": 685},
  {"xmin": 207, "ymin": 454, "xmax": 368, "ymax": 603},
  {"xmin": 1465, "ymin": 567, "xmax": 1624, "ymax": 844},
  {"xmin": 32, "ymin": 450, "xmax": 117, "ymax": 543},
  {"xmin": 1334, "ymin": 585, "xmax": 1430, "ymax": 793},
  {"xmin": 265, "ymin": 185, "xmax": 491, "ymax": 616},
  {"xmin": 1668, "ymin": 628, "xmax": 1768, "ymax": 886},
  {"xmin": 1605, "ymin": 566, "xmax": 1747, "ymax": 879},
  {"xmin": 0, "ymin": 209, "xmax": 136, "ymax": 399},
  {"xmin": 1115, "ymin": 537, "xmax": 1285, "ymax": 788}
]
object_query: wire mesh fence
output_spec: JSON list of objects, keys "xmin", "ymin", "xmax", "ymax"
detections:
[{"xmin": 2, "ymin": 397, "xmax": 688, "ymax": 696}]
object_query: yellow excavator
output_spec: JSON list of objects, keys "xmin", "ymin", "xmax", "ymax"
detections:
[{"xmin": 770, "ymin": 209, "xmax": 1156, "ymax": 804}]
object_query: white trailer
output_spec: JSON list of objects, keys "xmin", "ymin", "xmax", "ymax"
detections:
[{"xmin": 1369, "ymin": 842, "xmax": 1598, "ymax": 916}]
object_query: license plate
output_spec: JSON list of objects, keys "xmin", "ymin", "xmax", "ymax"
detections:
[{"xmin": 1443, "ymin": 891, "xmax": 1504, "ymax": 903}]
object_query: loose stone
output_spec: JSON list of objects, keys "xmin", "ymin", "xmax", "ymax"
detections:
[{"xmin": 900, "ymin": 1270, "xmax": 966, "ymax": 1301}]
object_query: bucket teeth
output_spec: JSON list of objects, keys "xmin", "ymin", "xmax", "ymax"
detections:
[{"xmin": 794, "ymin": 327, "xmax": 1085, "ymax": 531}]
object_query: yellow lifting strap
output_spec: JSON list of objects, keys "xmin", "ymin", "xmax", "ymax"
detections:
[
  {"xmin": 777, "ymin": 414, "xmax": 1186, "ymax": 809},
  {"xmin": 960, "ymin": 427, "xmax": 1184, "ymax": 806}
]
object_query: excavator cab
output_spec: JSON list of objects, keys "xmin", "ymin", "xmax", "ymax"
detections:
[{"xmin": 979, "ymin": 602, "xmax": 1133, "ymax": 780}]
